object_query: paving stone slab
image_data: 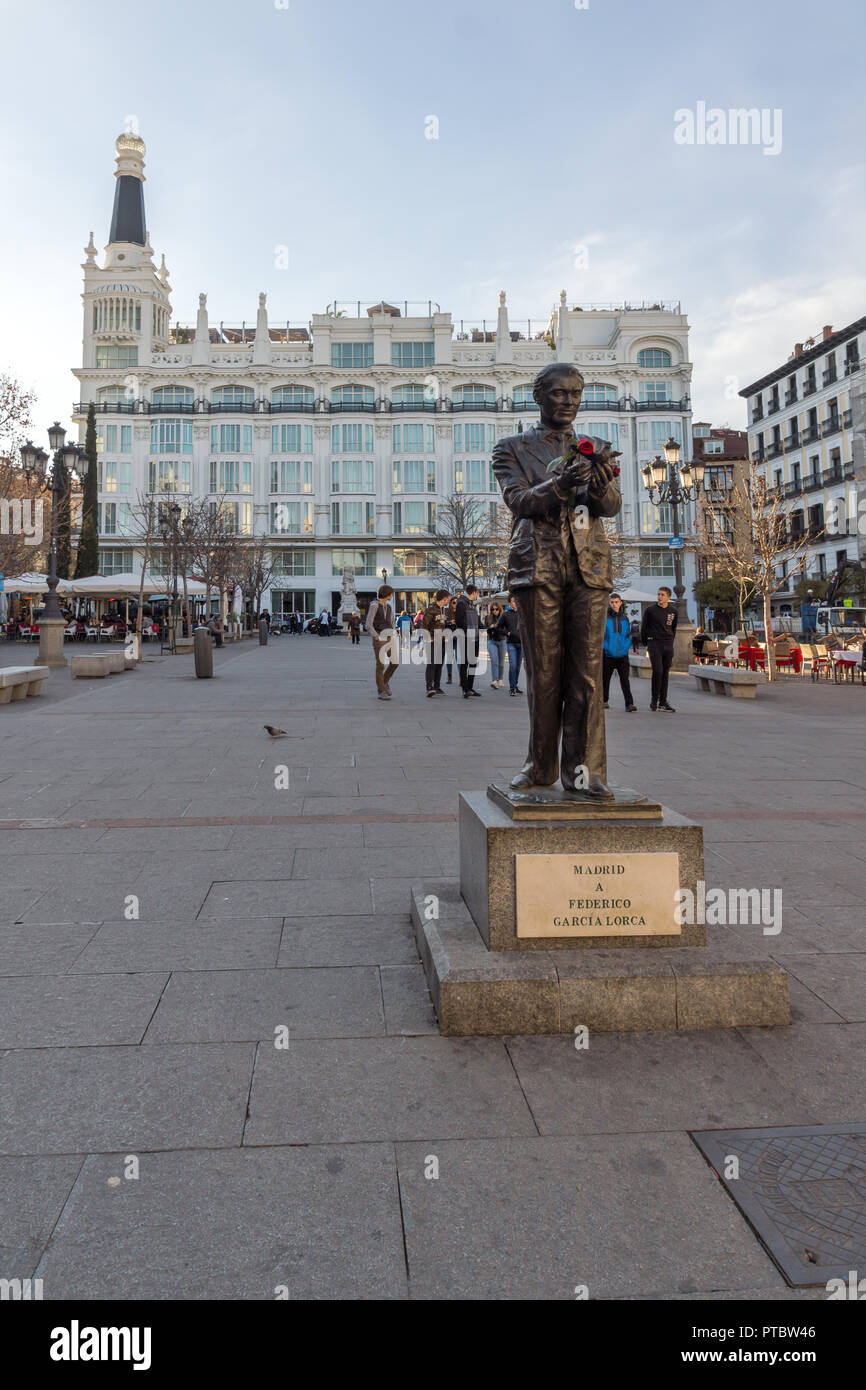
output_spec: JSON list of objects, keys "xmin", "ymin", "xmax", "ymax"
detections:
[
  {"xmin": 380, "ymin": 965, "xmax": 438, "ymax": 1035},
  {"xmin": 201, "ymin": 877, "xmax": 374, "ymax": 919},
  {"xmin": 69, "ymin": 919, "xmax": 283, "ymax": 973},
  {"xmin": 0, "ymin": 1155, "xmax": 85, "ymax": 1278},
  {"xmin": 144, "ymin": 966, "xmax": 385, "ymax": 1042},
  {"xmin": 690, "ymin": 1123, "xmax": 866, "ymax": 1287},
  {"xmin": 277, "ymin": 915, "xmax": 419, "ymax": 968},
  {"xmin": 395, "ymin": 1135, "xmax": 783, "ymax": 1299},
  {"xmin": 244, "ymin": 1036, "xmax": 537, "ymax": 1145},
  {"xmin": 0, "ymin": 1044, "xmax": 255, "ymax": 1154},
  {"xmin": 737, "ymin": 1022, "xmax": 866, "ymax": 1122},
  {"xmin": 0, "ymin": 923, "xmax": 98, "ymax": 975},
  {"xmin": 778, "ymin": 953, "xmax": 866, "ymax": 1022},
  {"xmin": 34, "ymin": 1145, "xmax": 407, "ymax": 1300},
  {"xmin": 0, "ymin": 972, "xmax": 169, "ymax": 1047},
  {"xmin": 505, "ymin": 1031, "xmax": 815, "ymax": 1135}
]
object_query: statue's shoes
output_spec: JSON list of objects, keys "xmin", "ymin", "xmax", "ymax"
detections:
[
  {"xmin": 509, "ymin": 771, "xmax": 556, "ymax": 791},
  {"xmin": 561, "ymin": 774, "xmax": 615, "ymax": 799}
]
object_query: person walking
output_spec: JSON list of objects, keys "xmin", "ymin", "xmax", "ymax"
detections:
[
  {"xmin": 486, "ymin": 602, "xmax": 506, "ymax": 688},
  {"xmin": 318, "ymin": 607, "xmax": 331, "ymax": 636},
  {"xmin": 641, "ymin": 587, "xmax": 678, "ymax": 712},
  {"xmin": 603, "ymin": 593, "xmax": 636, "ymax": 712},
  {"xmin": 443, "ymin": 596, "xmax": 458, "ymax": 684},
  {"xmin": 365, "ymin": 584, "xmax": 398, "ymax": 700},
  {"xmin": 455, "ymin": 583, "xmax": 482, "ymax": 698},
  {"xmin": 348, "ymin": 611, "xmax": 361, "ymax": 645},
  {"xmin": 500, "ymin": 596, "xmax": 523, "ymax": 696},
  {"xmin": 629, "ymin": 611, "xmax": 642, "ymax": 654},
  {"xmin": 422, "ymin": 590, "xmax": 451, "ymax": 697}
]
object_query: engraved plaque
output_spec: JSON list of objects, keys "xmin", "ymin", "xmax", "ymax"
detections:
[{"xmin": 515, "ymin": 852, "xmax": 681, "ymax": 938}]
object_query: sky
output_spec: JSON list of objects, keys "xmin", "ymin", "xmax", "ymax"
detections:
[{"xmin": 1, "ymin": 0, "xmax": 864, "ymax": 441}]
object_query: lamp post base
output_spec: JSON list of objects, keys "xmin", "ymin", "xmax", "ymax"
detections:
[{"xmin": 37, "ymin": 617, "xmax": 68, "ymax": 668}]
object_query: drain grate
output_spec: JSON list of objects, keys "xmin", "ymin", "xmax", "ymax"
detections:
[{"xmin": 691, "ymin": 1123, "xmax": 866, "ymax": 1287}]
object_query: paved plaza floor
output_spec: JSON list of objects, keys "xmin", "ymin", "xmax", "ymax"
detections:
[{"xmin": 0, "ymin": 635, "xmax": 864, "ymax": 1299}]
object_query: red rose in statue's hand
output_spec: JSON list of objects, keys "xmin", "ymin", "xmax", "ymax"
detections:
[
  {"xmin": 576, "ymin": 438, "xmax": 594, "ymax": 455},
  {"xmin": 611, "ymin": 464, "xmax": 621, "ymax": 477}
]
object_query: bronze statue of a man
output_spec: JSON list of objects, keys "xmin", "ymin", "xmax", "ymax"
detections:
[{"xmin": 491, "ymin": 363, "xmax": 622, "ymax": 797}]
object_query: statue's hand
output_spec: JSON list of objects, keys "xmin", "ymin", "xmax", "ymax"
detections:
[{"xmin": 560, "ymin": 457, "xmax": 593, "ymax": 492}]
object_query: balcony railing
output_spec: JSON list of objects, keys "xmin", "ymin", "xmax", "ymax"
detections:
[
  {"xmin": 751, "ymin": 408, "xmax": 764, "ymax": 422},
  {"xmin": 767, "ymin": 397, "xmax": 780, "ymax": 416},
  {"xmin": 389, "ymin": 400, "xmax": 437, "ymax": 413},
  {"xmin": 822, "ymin": 416, "xmax": 841, "ymax": 437},
  {"xmin": 448, "ymin": 400, "xmax": 498, "ymax": 412},
  {"xmin": 270, "ymin": 401, "xmax": 317, "ymax": 414},
  {"xmin": 801, "ymin": 425, "xmax": 820, "ymax": 444},
  {"xmin": 784, "ymin": 480, "xmax": 802, "ymax": 498},
  {"xmin": 802, "ymin": 379, "xmax": 817, "ymax": 396},
  {"xmin": 844, "ymin": 358, "xmax": 861, "ymax": 375},
  {"xmin": 843, "ymin": 408, "xmax": 853, "ymax": 428},
  {"xmin": 784, "ymin": 390, "xmax": 798, "ymax": 406},
  {"xmin": 783, "ymin": 435, "xmax": 800, "ymax": 451},
  {"xmin": 767, "ymin": 441, "xmax": 783, "ymax": 459},
  {"xmin": 822, "ymin": 368, "xmax": 837, "ymax": 386}
]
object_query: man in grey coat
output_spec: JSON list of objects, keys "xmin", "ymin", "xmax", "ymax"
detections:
[{"xmin": 491, "ymin": 362, "xmax": 621, "ymax": 796}]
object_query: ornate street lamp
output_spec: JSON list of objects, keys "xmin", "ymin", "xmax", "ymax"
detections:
[
  {"xmin": 641, "ymin": 437, "xmax": 705, "ymax": 621},
  {"xmin": 19, "ymin": 427, "xmax": 83, "ymax": 667}
]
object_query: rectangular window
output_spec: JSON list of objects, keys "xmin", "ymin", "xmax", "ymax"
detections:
[
  {"xmin": 152, "ymin": 419, "xmax": 193, "ymax": 454},
  {"xmin": 582, "ymin": 422, "xmax": 620, "ymax": 448},
  {"xmin": 104, "ymin": 424, "xmax": 118, "ymax": 452},
  {"xmin": 637, "ymin": 420, "xmax": 683, "ymax": 451},
  {"xmin": 104, "ymin": 461, "xmax": 117, "ymax": 494},
  {"xmin": 394, "ymin": 500, "xmax": 431, "ymax": 534},
  {"xmin": 101, "ymin": 502, "xmax": 116, "ymax": 533},
  {"xmin": 464, "ymin": 459, "xmax": 496, "ymax": 493},
  {"xmin": 270, "ymin": 501, "xmax": 312, "ymax": 535},
  {"xmin": 98, "ymin": 547, "xmax": 129, "ymax": 576},
  {"xmin": 331, "ymin": 548, "xmax": 376, "ymax": 576},
  {"xmin": 393, "ymin": 459, "xmax": 427, "ymax": 493},
  {"xmin": 271, "ymin": 459, "xmax": 312, "ymax": 493},
  {"xmin": 272, "ymin": 548, "xmax": 315, "ymax": 577},
  {"xmin": 638, "ymin": 382, "xmax": 672, "ymax": 402},
  {"xmin": 640, "ymin": 500, "xmax": 674, "ymax": 534},
  {"xmin": 120, "ymin": 425, "xmax": 132, "ymax": 453},
  {"xmin": 149, "ymin": 459, "xmax": 191, "ymax": 493},
  {"xmin": 96, "ymin": 347, "xmax": 138, "ymax": 368},
  {"xmin": 331, "ymin": 341, "xmax": 373, "ymax": 368},
  {"xmin": 639, "ymin": 549, "xmax": 676, "ymax": 578},
  {"xmin": 391, "ymin": 341, "xmax": 434, "ymax": 368}
]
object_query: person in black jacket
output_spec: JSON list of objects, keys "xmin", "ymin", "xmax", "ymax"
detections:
[
  {"xmin": 499, "ymin": 597, "xmax": 524, "ymax": 696},
  {"xmin": 455, "ymin": 584, "xmax": 482, "ymax": 698},
  {"xmin": 640, "ymin": 587, "xmax": 678, "ymax": 711}
]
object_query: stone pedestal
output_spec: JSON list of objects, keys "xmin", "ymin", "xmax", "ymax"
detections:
[
  {"xmin": 37, "ymin": 617, "xmax": 67, "ymax": 669},
  {"xmin": 673, "ymin": 621, "xmax": 695, "ymax": 671},
  {"xmin": 410, "ymin": 785, "xmax": 790, "ymax": 1036}
]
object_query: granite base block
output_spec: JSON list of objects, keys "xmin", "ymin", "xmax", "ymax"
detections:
[
  {"xmin": 459, "ymin": 789, "xmax": 706, "ymax": 951},
  {"xmin": 410, "ymin": 882, "xmax": 790, "ymax": 1036}
]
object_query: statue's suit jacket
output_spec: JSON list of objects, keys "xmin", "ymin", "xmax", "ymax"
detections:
[{"xmin": 491, "ymin": 425, "xmax": 622, "ymax": 588}]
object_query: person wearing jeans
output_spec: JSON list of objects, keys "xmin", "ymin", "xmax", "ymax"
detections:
[
  {"xmin": 499, "ymin": 597, "xmax": 523, "ymax": 695},
  {"xmin": 603, "ymin": 592, "xmax": 636, "ymax": 711},
  {"xmin": 640, "ymin": 586, "xmax": 678, "ymax": 711},
  {"xmin": 486, "ymin": 603, "xmax": 506, "ymax": 687},
  {"xmin": 422, "ymin": 590, "xmax": 451, "ymax": 696}
]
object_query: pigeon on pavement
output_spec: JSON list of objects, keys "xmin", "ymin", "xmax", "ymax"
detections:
[{"xmin": 264, "ymin": 725, "xmax": 288, "ymax": 737}]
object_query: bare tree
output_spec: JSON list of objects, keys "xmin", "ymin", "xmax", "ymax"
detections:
[
  {"xmin": 696, "ymin": 460, "xmax": 818, "ymax": 679},
  {"xmin": 433, "ymin": 493, "xmax": 499, "ymax": 593},
  {"xmin": 185, "ymin": 499, "xmax": 241, "ymax": 632},
  {"xmin": 229, "ymin": 535, "xmax": 277, "ymax": 623},
  {"xmin": 0, "ymin": 372, "xmax": 43, "ymax": 579}
]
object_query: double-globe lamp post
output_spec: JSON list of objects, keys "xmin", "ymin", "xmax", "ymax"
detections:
[
  {"xmin": 20, "ymin": 423, "xmax": 84, "ymax": 669},
  {"xmin": 641, "ymin": 436, "xmax": 705, "ymax": 665}
]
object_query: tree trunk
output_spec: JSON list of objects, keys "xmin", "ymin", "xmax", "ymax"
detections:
[{"xmin": 763, "ymin": 592, "xmax": 776, "ymax": 681}]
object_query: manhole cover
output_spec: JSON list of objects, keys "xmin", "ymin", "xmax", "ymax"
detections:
[{"xmin": 691, "ymin": 1123, "xmax": 866, "ymax": 1287}]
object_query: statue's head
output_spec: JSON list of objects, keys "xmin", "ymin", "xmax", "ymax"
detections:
[{"xmin": 533, "ymin": 362, "xmax": 585, "ymax": 429}]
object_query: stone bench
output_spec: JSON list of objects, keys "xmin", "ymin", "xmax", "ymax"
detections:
[
  {"xmin": 0, "ymin": 665, "xmax": 49, "ymax": 703},
  {"xmin": 70, "ymin": 653, "xmax": 125, "ymax": 679},
  {"xmin": 629, "ymin": 654, "xmax": 652, "ymax": 679},
  {"xmin": 689, "ymin": 663, "xmax": 764, "ymax": 699}
]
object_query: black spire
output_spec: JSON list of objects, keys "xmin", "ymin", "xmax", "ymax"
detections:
[{"xmin": 108, "ymin": 132, "xmax": 147, "ymax": 246}]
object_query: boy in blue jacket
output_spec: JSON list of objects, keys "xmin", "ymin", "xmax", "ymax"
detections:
[{"xmin": 603, "ymin": 593, "xmax": 636, "ymax": 711}]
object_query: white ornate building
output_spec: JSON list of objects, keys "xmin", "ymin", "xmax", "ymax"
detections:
[
  {"xmin": 72, "ymin": 131, "xmax": 697, "ymax": 619},
  {"xmin": 740, "ymin": 320, "xmax": 866, "ymax": 615}
]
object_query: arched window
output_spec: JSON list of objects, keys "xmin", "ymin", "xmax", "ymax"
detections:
[
  {"xmin": 153, "ymin": 386, "xmax": 194, "ymax": 408},
  {"xmin": 637, "ymin": 348, "xmax": 672, "ymax": 367},
  {"xmin": 452, "ymin": 384, "xmax": 496, "ymax": 411},
  {"xmin": 272, "ymin": 385, "xmax": 315, "ymax": 410},
  {"xmin": 511, "ymin": 385, "xmax": 538, "ymax": 410},
  {"xmin": 391, "ymin": 385, "xmax": 435, "ymax": 412},
  {"xmin": 212, "ymin": 386, "xmax": 255, "ymax": 411},
  {"xmin": 97, "ymin": 386, "xmax": 128, "ymax": 405},
  {"xmin": 331, "ymin": 385, "xmax": 375, "ymax": 412},
  {"xmin": 581, "ymin": 384, "xmax": 618, "ymax": 406}
]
